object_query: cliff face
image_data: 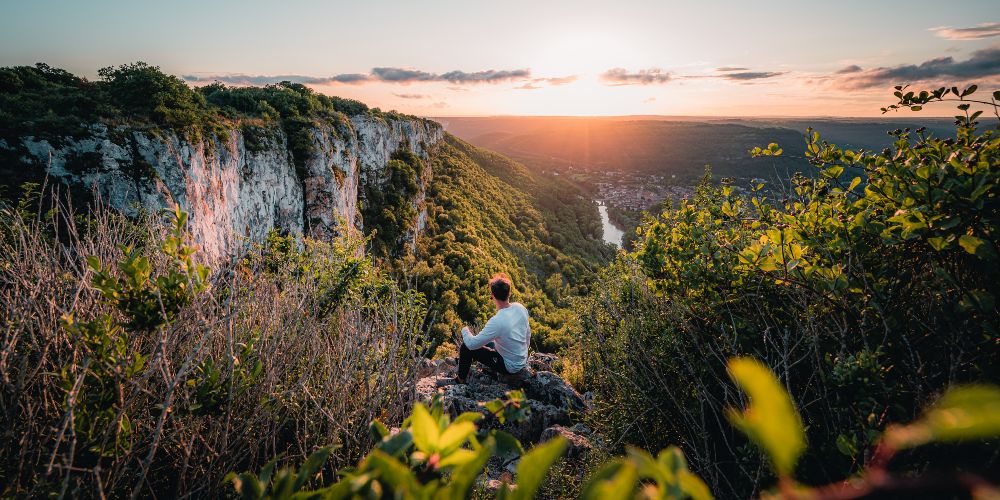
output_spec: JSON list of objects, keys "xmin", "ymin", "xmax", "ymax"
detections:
[{"xmin": 12, "ymin": 115, "xmax": 443, "ymax": 260}]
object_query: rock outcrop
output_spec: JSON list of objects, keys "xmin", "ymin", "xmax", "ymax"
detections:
[
  {"xmin": 415, "ymin": 353, "xmax": 591, "ymax": 447},
  {"xmin": 8, "ymin": 114, "xmax": 442, "ymax": 260},
  {"xmin": 415, "ymin": 352, "xmax": 597, "ymax": 491}
]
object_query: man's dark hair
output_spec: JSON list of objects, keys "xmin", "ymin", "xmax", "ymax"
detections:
[{"xmin": 490, "ymin": 273, "xmax": 512, "ymax": 302}]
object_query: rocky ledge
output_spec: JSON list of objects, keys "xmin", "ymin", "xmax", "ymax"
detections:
[
  {"xmin": 414, "ymin": 352, "xmax": 595, "ymax": 453},
  {"xmin": 415, "ymin": 352, "xmax": 597, "ymax": 489}
]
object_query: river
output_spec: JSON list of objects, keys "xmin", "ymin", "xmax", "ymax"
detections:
[{"xmin": 597, "ymin": 201, "xmax": 625, "ymax": 248}]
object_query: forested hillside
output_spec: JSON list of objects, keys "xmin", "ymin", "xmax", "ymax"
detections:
[{"xmin": 403, "ymin": 135, "xmax": 608, "ymax": 351}]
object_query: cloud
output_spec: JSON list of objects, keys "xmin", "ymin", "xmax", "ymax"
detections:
[
  {"xmin": 329, "ymin": 73, "xmax": 371, "ymax": 83},
  {"xmin": 642, "ymin": 97, "xmax": 656, "ymax": 103},
  {"xmin": 185, "ymin": 67, "xmax": 532, "ymax": 87},
  {"xmin": 830, "ymin": 46, "xmax": 1000, "ymax": 89},
  {"xmin": 601, "ymin": 67, "xmax": 673, "ymax": 85},
  {"xmin": 183, "ymin": 73, "xmax": 370, "ymax": 85},
  {"xmin": 540, "ymin": 75, "xmax": 578, "ymax": 86},
  {"xmin": 372, "ymin": 67, "xmax": 530, "ymax": 84},
  {"xmin": 834, "ymin": 65, "xmax": 863, "ymax": 74},
  {"xmin": 439, "ymin": 69, "xmax": 531, "ymax": 83},
  {"xmin": 718, "ymin": 71, "xmax": 785, "ymax": 81},
  {"xmin": 514, "ymin": 75, "xmax": 578, "ymax": 90},
  {"xmin": 393, "ymin": 93, "xmax": 429, "ymax": 99},
  {"xmin": 600, "ymin": 67, "xmax": 784, "ymax": 86},
  {"xmin": 370, "ymin": 67, "xmax": 437, "ymax": 82},
  {"xmin": 930, "ymin": 22, "xmax": 1000, "ymax": 40}
]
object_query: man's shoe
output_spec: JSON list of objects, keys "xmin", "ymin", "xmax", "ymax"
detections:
[
  {"xmin": 504, "ymin": 368, "xmax": 533, "ymax": 388},
  {"xmin": 435, "ymin": 376, "xmax": 462, "ymax": 387}
]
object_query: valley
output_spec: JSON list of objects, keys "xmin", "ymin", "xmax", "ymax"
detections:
[{"xmin": 438, "ymin": 116, "xmax": 957, "ymax": 191}]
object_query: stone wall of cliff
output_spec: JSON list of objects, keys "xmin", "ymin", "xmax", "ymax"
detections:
[{"xmin": 9, "ymin": 114, "xmax": 443, "ymax": 260}]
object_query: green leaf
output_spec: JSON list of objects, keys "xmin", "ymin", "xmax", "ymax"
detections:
[
  {"xmin": 410, "ymin": 403, "xmax": 440, "ymax": 453},
  {"xmin": 437, "ymin": 448, "xmax": 477, "ymax": 469},
  {"xmin": 453, "ymin": 412, "xmax": 483, "ymax": 425},
  {"xmin": 822, "ymin": 166, "xmax": 844, "ymax": 179},
  {"xmin": 493, "ymin": 430, "xmax": 525, "ymax": 456},
  {"xmin": 927, "ymin": 237, "xmax": 948, "ymax": 251},
  {"xmin": 258, "ymin": 455, "xmax": 280, "ymax": 486},
  {"xmin": 370, "ymin": 419, "xmax": 389, "ymax": 440},
  {"xmin": 580, "ymin": 460, "xmax": 638, "ymax": 500},
  {"xmin": 679, "ymin": 471, "xmax": 713, "ymax": 500},
  {"xmin": 725, "ymin": 357, "xmax": 806, "ymax": 477},
  {"xmin": 958, "ymin": 235, "xmax": 985, "ymax": 255},
  {"xmin": 228, "ymin": 471, "xmax": 264, "ymax": 500},
  {"xmin": 848, "ymin": 176, "xmax": 862, "ymax": 191},
  {"xmin": 510, "ymin": 437, "xmax": 568, "ymax": 500},
  {"xmin": 437, "ymin": 421, "xmax": 476, "ymax": 455},
  {"xmin": 442, "ymin": 444, "xmax": 492, "ymax": 499},
  {"xmin": 364, "ymin": 450, "xmax": 420, "ymax": 495},
  {"xmin": 293, "ymin": 447, "xmax": 331, "ymax": 492},
  {"xmin": 483, "ymin": 400, "xmax": 505, "ymax": 422},
  {"xmin": 269, "ymin": 469, "xmax": 295, "ymax": 499},
  {"xmin": 835, "ymin": 434, "xmax": 857, "ymax": 457},
  {"xmin": 376, "ymin": 430, "xmax": 413, "ymax": 457},
  {"xmin": 884, "ymin": 385, "xmax": 1000, "ymax": 449}
]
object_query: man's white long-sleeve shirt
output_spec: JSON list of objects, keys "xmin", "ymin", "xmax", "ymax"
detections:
[{"xmin": 462, "ymin": 302, "xmax": 531, "ymax": 373}]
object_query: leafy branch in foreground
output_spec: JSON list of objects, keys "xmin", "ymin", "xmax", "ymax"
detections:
[
  {"xmin": 227, "ymin": 390, "xmax": 712, "ymax": 500},
  {"xmin": 226, "ymin": 392, "xmax": 570, "ymax": 499},
  {"xmin": 880, "ymin": 84, "xmax": 1000, "ymax": 125},
  {"xmin": 233, "ymin": 353, "xmax": 1000, "ymax": 499},
  {"xmin": 724, "ymin": 357, "xmax": 1000, "ymax": 499}
]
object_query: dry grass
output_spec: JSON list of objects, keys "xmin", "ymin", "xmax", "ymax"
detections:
[{"xmin": 0, "ymin": 191, "xmax": 425, "ymax": 498}]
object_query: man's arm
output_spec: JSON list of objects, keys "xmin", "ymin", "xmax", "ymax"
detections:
[{"xmin": 462, "ymin": 316, "xmax": 502, "ymax": 350}]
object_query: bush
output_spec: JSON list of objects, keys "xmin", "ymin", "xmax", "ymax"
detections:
[
  {"xmin": 97, "ymin": 62, "xmax": 210, "ymax": 130},
  {"xmin": 578, "ymin": 86, "xmax": 1000, "ymax": 497},
  {"xmin": 362, "ymin": 149, "xmax": 425, "ymax": 258},
  {"xmin": 0, "ymin": 194, "xmax": 425, "ymax": 497}
]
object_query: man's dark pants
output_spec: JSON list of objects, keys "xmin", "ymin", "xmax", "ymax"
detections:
[{"xmin": 458, "ymin": 343, "xmax": 508, "ymax": 380}]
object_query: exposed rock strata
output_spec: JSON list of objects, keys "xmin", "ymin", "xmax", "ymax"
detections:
[{"xmin": 9, "ymin": 115, "xmax": 442, "ymax": 260}]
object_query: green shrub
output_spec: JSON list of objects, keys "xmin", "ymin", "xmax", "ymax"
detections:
[
  {"xmin": 0, "ymin": 196, "xmax": 425, "ymax": 497},
  {"xmin": 362, "ymin": 149, "xmax": 424, "ymax": 257},
  {"xmin": 578, "ymin": 85, "xmax": 1000, "ymax": 497}
]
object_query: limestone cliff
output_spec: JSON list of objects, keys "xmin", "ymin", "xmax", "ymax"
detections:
[{"xmin": 9, "ymin": 114, "xmax": 442, "ymax": 260}]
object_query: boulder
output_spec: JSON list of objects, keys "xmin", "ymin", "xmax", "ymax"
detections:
[
  {"xmin": 414, "ymin": 353, "xmax": 589, "ymax": 445},
  {"xmin": 540, "ymin": 425, "xmax": 593, "ymax": 459},
  {"xmin": 528, "ymin": 352, "xmax": 559, "ymax": 372},
  {"xmin": 523, "ymin": 371, "xmax": 587, "ymax": 413}
]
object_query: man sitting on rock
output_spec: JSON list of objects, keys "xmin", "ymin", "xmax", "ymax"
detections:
[{"xmin": 455, "ymin": 273, "xmax": 531, "ymax": 385}]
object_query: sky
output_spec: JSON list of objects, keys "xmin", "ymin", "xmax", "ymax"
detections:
[{"xmin": 2, "ymin": 0, "xmax": 999, "ymax": 117}]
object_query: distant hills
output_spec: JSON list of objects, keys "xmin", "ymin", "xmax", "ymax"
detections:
[{"xmin": 436, "ymin": 115, "xmax": 957, "ymax": 185}]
